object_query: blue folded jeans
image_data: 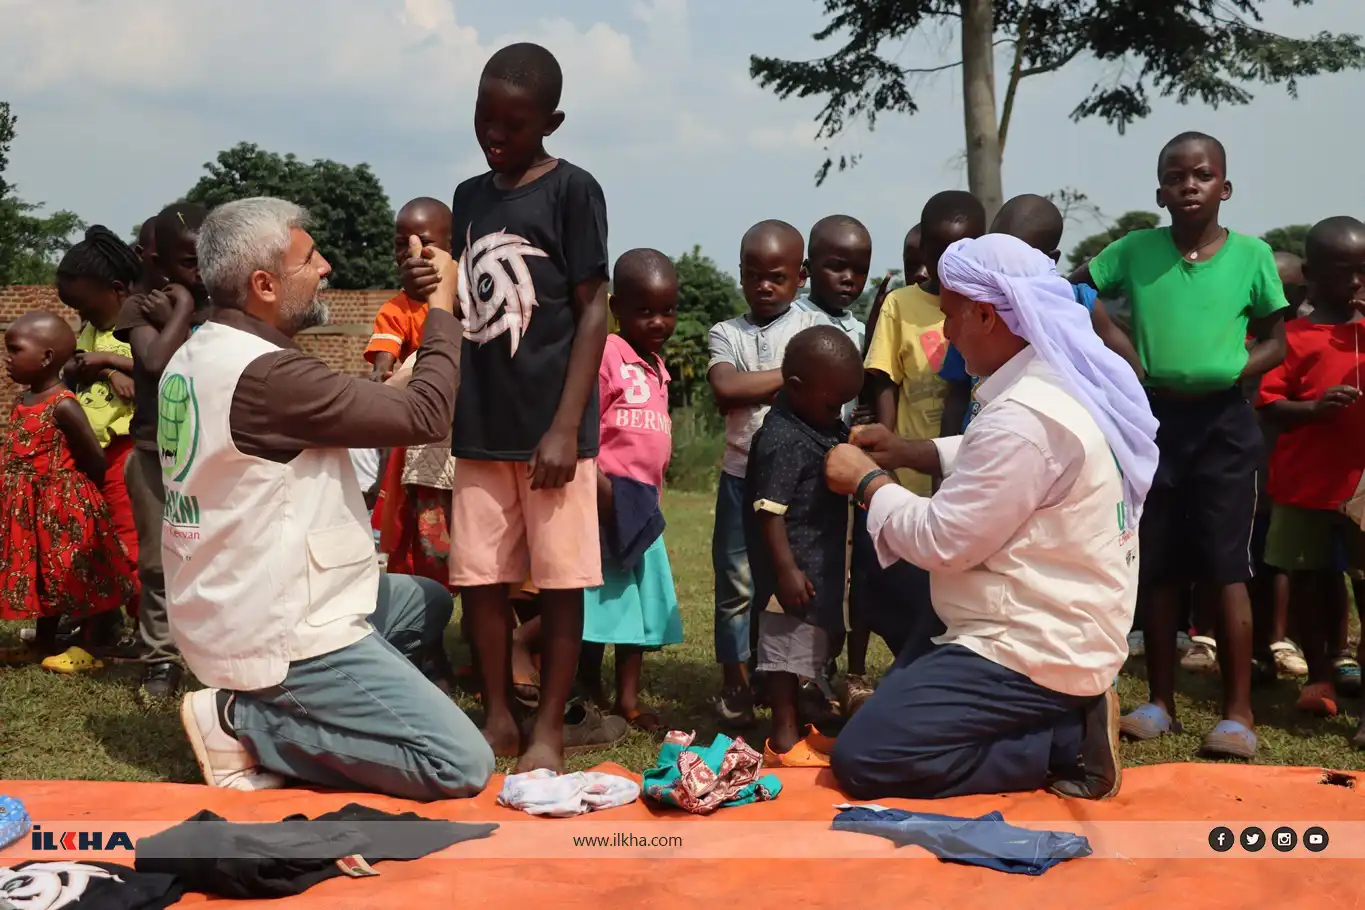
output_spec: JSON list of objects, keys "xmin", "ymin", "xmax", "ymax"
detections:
[{"xmin": 833, "ymin": 806, "xmax": 1091, "ymax": 875}]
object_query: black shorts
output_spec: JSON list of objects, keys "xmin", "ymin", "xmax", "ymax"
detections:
[{"xmin": 1140, "ymin": 387, "xmax": 1262, "ymax": 587}]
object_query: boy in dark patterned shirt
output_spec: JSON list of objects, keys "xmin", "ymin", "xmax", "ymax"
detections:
[{"xmin": 746, "ymin": 326, "xmax": 865, "ymax": 766}]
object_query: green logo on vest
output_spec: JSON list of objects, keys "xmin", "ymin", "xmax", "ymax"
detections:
[{"xmin": 158, "ymin": 373, "xmax": 200, "ymax": 483}]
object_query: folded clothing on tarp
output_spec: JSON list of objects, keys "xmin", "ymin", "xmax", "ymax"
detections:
[
  {"xmin": 498, "ymin": 769, "xmax": 641, "ymax": 817},
  {"xmin": 0, "ymin": 861, "xmax": 183, "ymax": 910},
  {"xmin": 135, "ymin": 803, "xmax": 497, "ymax": 899},
  {"xmin": 832, "ymin": 805, "xmax": 1091, "ymax": 875},
  {"xmin": 643, "ymin": 730, "xmax": 782, "ymax": 815}
]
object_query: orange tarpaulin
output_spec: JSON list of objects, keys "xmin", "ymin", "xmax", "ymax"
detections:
[{"xmin": 3, "ymin": 764, "xmax": 1364, "ymax": 908}]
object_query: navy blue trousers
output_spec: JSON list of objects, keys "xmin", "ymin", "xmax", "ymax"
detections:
[
  {"xmin": 850, "ymin": 514, "xmax": 944, "ymax": 659},
  {"xmin": 831, "ymin": 643, "xmax": 1091, "ymax": 800}
]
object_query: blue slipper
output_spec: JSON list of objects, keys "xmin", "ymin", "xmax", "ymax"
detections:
[
  {"xmin": 0, "ymin": 795, "xmax": 30, "ymax": 849},
  {"xmin": 1118, "ymin": 702, "xmax": 1182, "ymax": 741},
  {"xmin": 1200, "ymin": 720, "xmax": 1258, "ymax": 761}
]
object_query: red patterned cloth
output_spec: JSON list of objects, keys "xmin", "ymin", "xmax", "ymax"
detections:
[
  {"xmin": 648, "ymin": 730, "xmax": 780, "ymax": 814},
  {"xmin": 0, "ymin": 391, "xmax": 136, "ymax": 620}
]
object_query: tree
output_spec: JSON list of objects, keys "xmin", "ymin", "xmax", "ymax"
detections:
[
  {"xmin": 664, "ymin": 245, "xmax": 746, "ymax": 409},
  {"xmin": 1067, "ymin": 210, "xmax": 1161, "ymax": 272},
  {"xmin": 751, "ymin": 1, "xmax": 1365, "ymax": 220},
  {"xmin": 1261, "ymin": 224, "xmax": 1310, "ymax": 258},
  {"xmin": 0, "ymin": 102, "xmax": 84, "ymax": 286},
  {"xmin": 183, "ymin": 143, "xmax": 395, "ymax": 289}
]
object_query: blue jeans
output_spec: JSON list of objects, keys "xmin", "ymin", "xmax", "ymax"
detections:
[
  {"xmin": 230, "ymin": 574, "xmax": 495, "ymax": 801},
  {"xmin": 712, "ymin": 471, "xmax": 753, "ymax": 665},
  {"xmin": 832, "ymin": 643, "xmax": 1088, "ymax": 800}
]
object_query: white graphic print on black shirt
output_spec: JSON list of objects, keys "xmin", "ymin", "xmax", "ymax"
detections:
[
  {"xmin": 0, "ymin": 862, "xmax": 181, "ymax": 910},
  {"xmin": 449, "ymin": 160, "xmax": 609, "ymax": 462},
  {"xmin": 459, "ymin": 229, "xmax": 548, "ymax": 356}
]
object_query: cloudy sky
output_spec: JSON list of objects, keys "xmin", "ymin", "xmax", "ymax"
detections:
[{"xmin": 1, "ymin": 0, "xmax": 1361, "ymax": 278}]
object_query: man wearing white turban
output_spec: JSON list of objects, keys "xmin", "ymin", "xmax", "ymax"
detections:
[{"xmin": 824, "ymin": 233, "xmax": 1159, "ymax": 800}]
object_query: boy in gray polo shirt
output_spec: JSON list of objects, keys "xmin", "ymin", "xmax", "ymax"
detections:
[{"xmin": 707, "ymin": 219, "xmax": 828, "ymax": 725}]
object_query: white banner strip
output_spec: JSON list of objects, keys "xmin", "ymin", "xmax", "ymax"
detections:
[{"xmin": 0, "ymin": 820, "xmax": 1353, "ymax": 861}]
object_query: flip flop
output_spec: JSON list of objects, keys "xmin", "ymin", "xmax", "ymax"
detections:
[
  {"xmin": 40, "ymin": 646, "xmax": 105, "ymax": 675},
  {"xmin": 1118, "ymin": 702, "xmax": 1182, "ymax": 741},
  {"xmin": 513, "ymin": 671, "xmax": 541, "ymax": 709},
  {"xmin": 1200, "ymin": 720, "xmax": 1258, "ymax": 761},
  {"xmin": 614, "ymin": 706, "xmax": 663, "ymax": 733}
]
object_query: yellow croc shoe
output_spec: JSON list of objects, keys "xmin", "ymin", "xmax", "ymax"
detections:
[
  {"xmin": 41, "ymin": 646, "xmax": 105, "ymax": 675},
  {"xmin": 763, "ymin": 735, "xmax": 832, "ymax": 768}
]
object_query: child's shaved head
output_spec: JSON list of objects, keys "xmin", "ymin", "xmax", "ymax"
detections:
[
  {"xmin": 783, "ymin": 324, "xmax": 861, "ymax": 382},
  {"xmin": 920, "ymin": 192, "xmax": 986, "ymax": 286},
  {"xmin": 742, "ymin": 219, "xmax": 804, "ymax": 260},
  {"xmin": 1306, "ymin": 216, "xmax": 1365, "ymax": 263},
  {"xmin": 483, "ymin": 42, "xmax": 563, "ymax": 112},
  {"xmin": 1159, "ymin": 131, "xmax": 1227, "ymax": 175},
  {"xmin": 992, "ymin": 194, "xmax": 1064, "ymax": 260},
  {"xmin": 9, "ymin": 311, "xmax": 77, "ymax": 363},
  {"xmin": 809, "ymin": 214, "xmax": 870, "ymax": 257},
  {"xmin": 1274, "ymin": 250, "xmax": 1305, "ymax": 287},
  {"xmin": 613, "ymin": 248, "xmax": 676, "ymax": 296}
]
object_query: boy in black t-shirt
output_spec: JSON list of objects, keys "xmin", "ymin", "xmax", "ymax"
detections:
[
  {"xmin": 746, "ymin": 326, "xmax": 864, "ymax": 766},
  {"xmin": 402, "ymin": 43, "xmax": 616, "ymax": 773}
]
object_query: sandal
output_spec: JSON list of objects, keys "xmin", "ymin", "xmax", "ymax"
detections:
[
  {"xmin": 1270, "ymin": 640, "xmax": 1308, "ymax": 677},
  {"xmin": 1200, "ymin": 719, "xmax": 1258, "ymax": 760},
  {"xmin": 1180, "ymin": 636, "xmax": 1219, "ymax": 673},
  {"xmin": 1334, "ymin": 653, "xmax": 1362, "ymax": 698},
  {"xmin": 763, "ymin": 727, "xmax": 833, "ymax": 768},
  {"xmin": 614, "ymin": 706, "xmax": 663, "ymax": 733},
  {"xmin": 513, "ymin": 671, "xmax": 541, "ymax": 710},
  {"xmin": 1118, "ymin": 702, "xmax": 1182, "ymax": 741},
  {"xmin": 40, "ymin": 646, "xmax": 105, "ymax": 675}
]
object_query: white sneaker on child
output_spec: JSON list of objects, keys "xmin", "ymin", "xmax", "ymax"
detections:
[{"xmin": 180, "ymin": 689, "xmax": 286, "ymax": 791}]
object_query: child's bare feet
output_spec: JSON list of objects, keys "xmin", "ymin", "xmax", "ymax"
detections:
[
  {"xmin": 516, "ymin": 739, "xmax": 564, "ymax": 774},
  {"xmin": 482, "ymin": 713, "xmax": 523, "ymax": 758}
]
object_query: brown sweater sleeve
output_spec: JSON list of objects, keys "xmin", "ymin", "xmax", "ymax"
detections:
[{"xmin": 229, "ymin": 309, "xmax": 461, "ymax": 463}]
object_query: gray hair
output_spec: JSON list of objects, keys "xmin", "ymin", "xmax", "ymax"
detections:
[{"xmin": 198, "ymin": 197, "xmax": 310, "ymax": 308}]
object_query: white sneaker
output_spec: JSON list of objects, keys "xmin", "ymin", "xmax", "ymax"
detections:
[
  {"xmin": 180, "ymin": 689, "xmax": 286, "ymax": 791},
  {"xmin": 1126, "ymin": 631, "xmax": 1145, "ymax": 657},
  {"xmin": 1271, "ymin": 640, "xmax": 1309, "ymax": 677},
  {"xmin": 1180, "ymin": 636, "xmax": 1219, "ymax": 673}
]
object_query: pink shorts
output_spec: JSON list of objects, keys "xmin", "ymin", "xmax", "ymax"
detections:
[{"xmin": 450, "ymin": 459, "xmax": 603, "ymax": 590}]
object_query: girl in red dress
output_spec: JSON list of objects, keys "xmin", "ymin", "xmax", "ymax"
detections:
[{"xmin": 0, "ymin": 312, "xmax": 135, "ymax": 668}]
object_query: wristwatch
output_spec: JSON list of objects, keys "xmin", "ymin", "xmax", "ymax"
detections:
[{"xmin": 856, "ymin": 468, "xmax": 894, "ymax": 510}]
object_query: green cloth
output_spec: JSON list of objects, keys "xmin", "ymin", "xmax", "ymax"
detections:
[
  {"xmin": 642, "ymin": 733, "xmax": 782, "ymax": 813},
  {"xmin": 1088, "ymin": 228, "xmax": 1287, "ymax": 392}
]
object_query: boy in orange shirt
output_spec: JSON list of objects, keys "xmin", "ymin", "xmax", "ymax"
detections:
[{"xmin": 368, "ymin": 198, "xmax": 457, "ymax": 583}]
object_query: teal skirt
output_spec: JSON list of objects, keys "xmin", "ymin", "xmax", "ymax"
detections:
[{"xmin": 584, "ymin": 536, "xmax": 683, "ymax": 647}]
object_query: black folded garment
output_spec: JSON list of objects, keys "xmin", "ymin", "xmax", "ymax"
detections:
[{"xmin": 135, "ymin": 803, "xmax": 496, "ymax": 899}]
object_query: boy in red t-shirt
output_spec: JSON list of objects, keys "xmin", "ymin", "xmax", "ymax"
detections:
[{"xmin": 1257, "ymin": 215, "xmax": 1365, "ymax": 727}]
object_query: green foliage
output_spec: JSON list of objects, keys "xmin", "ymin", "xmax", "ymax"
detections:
[
  {"xmin": 183, "ymin": 143, "xmax": 395, "ymax": 289},
  {"xmin": 0, "ymin": 102, "xmax": 84, "ymax": 286},
  {"xmin": 1067, "ymin": 210, "xmax": 1161, "ymax": 272},
  {"xmin": 664, "ymin": 245, "xmax": 745, "ymax": 410},
  {"xmin": 1261, "ymin": 224, "xmax": 1310, "ymax": 259},
  {"xmin": 750, "ymin": 1, "xmax": 1365, "ymax": 185}
]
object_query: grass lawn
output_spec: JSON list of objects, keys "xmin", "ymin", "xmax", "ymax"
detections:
[{"xmin": 2, "ymin": 490, "xmax": 1363, "ymax": 783}]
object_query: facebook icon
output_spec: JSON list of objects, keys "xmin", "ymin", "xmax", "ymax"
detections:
[{"xmin": 1209, "ymin": 826, "xmax": 1234, "ymax": 853}]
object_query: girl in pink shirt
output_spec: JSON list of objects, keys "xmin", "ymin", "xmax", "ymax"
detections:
[{"xmin": 580, "ymin": 251, "xmax": 684, "ymax": 730}]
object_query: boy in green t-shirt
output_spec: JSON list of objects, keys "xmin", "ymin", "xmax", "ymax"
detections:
[{"xmin": 1073, "ymin": 131, "xmax": 1288, "ymax": 760}]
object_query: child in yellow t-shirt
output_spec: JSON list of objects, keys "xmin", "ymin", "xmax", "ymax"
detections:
[
  {"xmin": 860, "ymin": 191, "xmax": 985, "ymax": 663},
  {"xmin": 865, "ymin": 191, "xmax": 986, "ymax": 492}
]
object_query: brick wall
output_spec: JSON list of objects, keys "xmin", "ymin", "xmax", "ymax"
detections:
[{"xmin": 0, "ymin": 285, "xmax": 395, "ymax": 428}]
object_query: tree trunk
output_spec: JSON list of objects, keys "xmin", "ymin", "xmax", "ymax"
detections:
[{"xmin": 960, "ymin": 0, "xmax": 1004, "ymax": 222}]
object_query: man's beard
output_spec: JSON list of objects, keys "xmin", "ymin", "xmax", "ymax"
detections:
[{"xmin": 282, "ymin": 279, "xmax": 330, "ymax": 333}]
